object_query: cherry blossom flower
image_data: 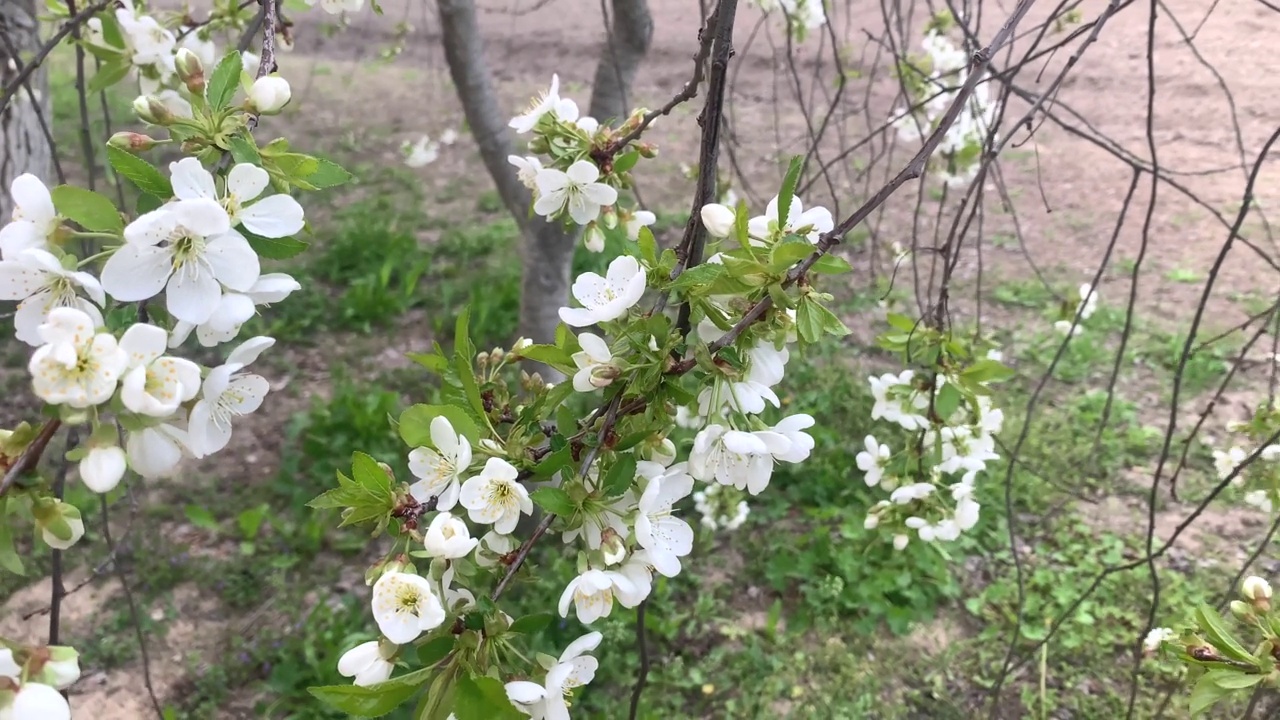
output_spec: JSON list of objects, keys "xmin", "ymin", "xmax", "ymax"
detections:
[
  {"xmin": 125, "ymin": 421, "xmax": 191, "ymax": 479},
  {"xmin": 624, "ymin": 209, "xmax": 656, "ymax": 240},
  {"xmin": 100, "ymin": 198, "xmax": 260, "ymax": 325},
  {"xmin": 186, "ymin": 336, "xmax": 273, "ymax": 457},
  {"xmin": 509, "ymin": 74, "xmax": 579, "ymax": 133},
  {"xmin": 855, "ymin": 435, "xmax": 890, "ymax": 487},
  {"xmin": 689, "ymin": 424, "xmax": 777, "ymax": 495},
  {"xmin": 170, "ymin": 158, "xmax": 305, "ymax": 239},
  {"xmin": 408, "ymin": 416, "xmax": 473, "ymax": 510},
  {"xmin": 403, "ymin": 136, "xmax": 440, "ymax": 168},
  {"xmin": 79, "ymin": 442, "xmax": 127, "ymax": 493},
  {"xmin": 168, "ymin": 272, "xmax": 300, "ymax": 349},
  {"xmin": 699, "ymin": 203, "xmax": 735, "ymax": 238},
  {"xmin": 508, "ymin": 155, "xmax": 542, "ymax": 190},
  {"xmin": 371, "ymin": 571, "xmax": 446, "ymax": 644},
  {"xmin": 747, "ymin": 193, "xmax": 833, "ymax": 244},
  {"xmin": 0, "ymin": 174, "xmax": 59, "ymax": 259},
  {"xmin": 423, "ymin": 511, "xmax": 479, "ymax": 559},
  {"xmin": 571, "ymin": 333, "xmax": 618, "ymax": 392},
  {"xmin": 6, "ymin": 681, "xmax": 71, "ymax": 720},
  {"xmin": 28, "ymin": 307, "xmax": 127, "ymax": 408},
  {"xmin": 509, "ymin": 632, "xmax": 603, "ymax": 720},
  {"xmin": 337, "ymin": 641, "xmax": 393, "ymax": 687},
  {"xmin": 558, "ymin": 255, "xmax": 647, "ymax": 327},
  {"xmin": 459, "ymin": 457, "xmax": 532, "ymax": 534},
  {"xmin": 119, "ymin": 322, "xmax": 202, "ymax": 417},
  {"xmin": 558, "ymin": 568, "xmax": 636, "ymax": 623},
  {"xmin": 634, "ymin": 462, "xmax": 695, "ymax": 576},
  {"xmin": 0, "ymin": 248, "xmax": 105, "ymax": 346},
  {"xmin": 533, "ymin": 160, "xmax": 618, "ymax": 225},
  {"xmin": 474, "ymin": 530, "xmax": 517, "ymax": 568}
]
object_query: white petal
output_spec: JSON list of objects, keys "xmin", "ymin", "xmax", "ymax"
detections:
[
  {"xmin": 203, "ymin": 230, "xmax": 261, "ymax": 291},
  {"xmin": 227, "ymin": 163, "xmax": 270, "ymax": 202},
  {"xmin": 227, "ymin": 336, "xmax": 274, "ymax": 366},
  {"xmin": 100, "ymin": 243, "xmax": 171, "ymax": 302},
  {"xmin": 166, "ymin": 265, "xmax": 221, "ymax": 323},
  {"xmin": 172, "ymin": 198, "xmax": 231, "ymax": 237},
  {"xmin": 123, "ymin": 208, "xmax": 178, "ymax": 247},
  {"xmin": 240, "ymin": 195, "xmax": 305, "ymax": 238},
  {"xmin": 169, "ymin": 157, "xmax": 217, "ymax": 201},
  {"xmin": 119, "ymin": 322, "xmax": 168, "ymax": 367}
]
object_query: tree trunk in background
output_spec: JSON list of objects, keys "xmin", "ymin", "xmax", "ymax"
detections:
[
  {"xmin": 0, "ymin": 0, "xmax": 52, "ymax": 217},
  {"xmin": 436, "ymin": 0, "xmax": 652, "ymax": 380}
]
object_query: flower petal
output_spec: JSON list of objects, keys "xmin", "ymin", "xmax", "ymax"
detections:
[
  {"xmin": 100, "ymin": 244, "xmax": 172, "ymax": 302},
  {"xmin": 227, "ymin": 163, "xmax": 270, "ymax": 202},
  {"xmin": 240, "ymin": 194, "xmax": 305, "ymax": 238},
  {"xmin": 169, "ymin": 157, "xmax": 217, "ymax": 201},
  {"xmin": 203, "ymin": 230, "xmax": 261, "ymax": 292}
]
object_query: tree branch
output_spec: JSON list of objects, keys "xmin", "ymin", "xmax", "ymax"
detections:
[
  {"xmin": 0, "ymin": 420, "xmax": 62, "ymax": 498},
  {"xmin": 0, "ymin": 0, "xmax": 113, "ymax": 114}
]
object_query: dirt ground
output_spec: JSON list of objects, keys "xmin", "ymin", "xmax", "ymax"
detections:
[{"xmin": 5, "ymin": 0, "xmax": 1280, "ymax": 716}]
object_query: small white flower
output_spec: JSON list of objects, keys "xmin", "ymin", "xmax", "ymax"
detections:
[
  {"xmin": 459, "ymin": 457, "xmax": 532, "ymax": 534},
  {"xmin": 186, "ymin": 336, "xmax": 273, "ymax": 457},
  {"xmin": 1242, "ymin": 575, "xmax": 1273, "ymax": 601},
  {"xmin": 178, "ymin": 28, "xmax": 216, "ymax": 68},
  {"xmin": 403, "ymin": 136, "xmax": 440, "ymax": 168},
  {"xmin": 0, "ymin": 248, "xmax": 105, "ymax": 346},
  {"xmin": 28, "ymin": 307, "xmax": 127, "ymax": 408},
  {"xmin": 689, "ymin": 424, "xmax": 775, "ymax": 495},
  {"xmin": 509, "ymin": 74, "xmax": 578, "ymax": 133},
  {"xmin": 371, "ymin": 571, "xmax": 446, "ymax": 644},
  {"xmin": 625, "ymin": 209, "xmax": 656, "ymax": 240},
  {"xmin": 533, "ymin": 160, "xmax": 618, "ymax": 225},
  {"xmin": 248, "ymin": 75, "xmax": 291, "ymax": 114},
  {"xmin": 80, "ymin": 443, "xmax": 127, "ymax": 493},
  {"xmin": 890, "ymin": 482, "xmax": 936, "ymax": 504},
  {"xmin": 423, "ymin": 511, "xmax": 479, "ymax": 559},
  {"xmin": 572, "ymin": 333, "xmax": 618, "ymax": 392},
  {"xmin": 1143, "ymin": 627, "xmax": 1175, "ymax": 653},
  {"xmin": 1244, "ymin": 489, "xmax": 1274, "ymax": 513},
  {"xmin": 635, "ymin": 463, "xmax": 695, "ymax": 577},
  {"xmin": 769, "ymin": 414, "xmax": 815, "ymax": 463},
  {"xmin": 119, "ymin": 322, "xmax": 202, "ymax": 417},
  {"xmin": 171, "ymin": 158, "xmax": 305, "ymax": 239},
  {"xmin": 697, "ymin": 379, "xmax": 779, "ymax": 416},
  {"xmin": 126, "ymin": 421, "xmax": 190, "ymax": 479},
  {"xmin": 1213, "ymin": 446, "xmax": 1247, "ymax": 481},
  {"xmin": 893, "ymin": 534, "xmax": 909, "ymax": 550},
  {"xmin": 508, "ymin": 155, "xmax": 543, "ymax": 191},
  {"xmin": 747, "ymin": 193, "xmax": 833, "ymax": 244},
  {"xmin": 101, "ymin": 198, "xmax": 260, "ymax": 325},
  {"xmin": 699, "ymin": 203, "xmax": 736, "ymax": 238},
  {"xmin": 474, "ymin": 530, "xmax": 517, "ymax": 568},
  {"xmin": 168, "ymin": 272, "xmax": 300, "ymax": 349},
  {"xmin": 856, "ymin": 435, "xmax": 891, "ymax": 487},
  {"xmin": 869, "ymin": 371, "xmax": 929, "ymax": 431},
  {"xmin": 408, "ymin": 416, "xmax": 473, "ymax": 510},
  {"xmin": 7, "ymin": 681, "xmax": 71, "ymax": 720},
  {"xmin": 0, "ymin": 174, "xmax": 59, "ymax": 259},
  {"xmin": 439, "ymin": 128, "xmax": 459, "ymax": 145},
  {"xmin": 558, "ymin": 255, "xmax": 647, "ymax": 327},
  {"xmin": 337, "ymin": 640, "xmax": 393, "ymax": 687},
  {"xmin": 558, "ymin": 568, "xmax": 636, "ymax": 623},
  {"xmin": 1077, "ymin": 283, "xmax": 1098, "ymax": 320}
]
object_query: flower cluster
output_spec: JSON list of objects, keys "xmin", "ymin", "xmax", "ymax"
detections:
[
  {"xmin": 692, "ymin": 482, "xmax": 750, "ymax": 532},
  {"xmin": 892, "ymin": 17, "xmax": 995, "ymax": 186},
  {"xmin": 858, "ymin": 323, "xmax": 1009, "ymax": 548},
  {"xmin": 0, "ymin": 644, "xmax": 80, "ymax": 720},
  {"xmin": 1208, "ymin": 400, "xmax": 1280, "ymax": 513},
  {"xmin": 507, "ymin": 75, "xmax": 657, "ymax": 251}
]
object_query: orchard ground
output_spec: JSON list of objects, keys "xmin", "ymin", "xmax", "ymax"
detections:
[{"xmin": 4, "ymin": 0, "xmax": 1280, "ymax": 717}]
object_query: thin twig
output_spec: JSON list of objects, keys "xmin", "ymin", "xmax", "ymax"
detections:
[
  {"xmin": 99, "ymin": 493, "xmax": 164, "ymax": 718},
  {"xmin": 627, "ymin": 600, "xmax": 649, "ymax": 720},
  {"xmin": 0, "ymin": 420, "xmax": 63, "ymax": 498},
  {"xmin": 0, "ymin": 0, "xmax": 113, "ymax": 114}
]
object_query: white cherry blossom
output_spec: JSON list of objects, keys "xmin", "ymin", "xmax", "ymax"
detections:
[
  {"xmin": 747, "ymin": 193, "xmax": 833, "ymax": 244},
  {"xmin": 533, "ymin": 160, "xmax": 618, "ymax": 225},
  {"xmin": 0, "ymin": 174, "xmax": 59, "ymax": 258},
  {"xmin": 634, "ymin": 462, "xmax": 695, "ymax": 577},
  {"xmin": 79, "ymin": 443, "xmax": 127, "ymax": 493},
  {"xmin": 125, "ymin": 421, "xmax": 191, "ymax": 479},
  {"xmin": 171, "ymin": 159, "xmax": 305, "ymax": 239},
  {"xmin": 371, "ymin": 571, "xmax": 445, "ymax": 644},
  {"xmin": 624, "ymin": 209, "xmax": 656, "ymax": 240},
  {"xmin": 187, "ymin": 336, "xmax": 273, "ymax": 457},
  {"xmin": 856, "ymin": 435, "xmax": 890, "ymax": 487},
  {"xmin": 423, "ymin": 511, "xmax": 479, "ymax": 559},
  {"xmin": 571, "ymin": 333, "xmax": 618, "ymax": 392},
  {"xmin": 337, "ymin": 641, "xmax": 393, "ymax": 687},
  {"xmin": 28, "ymin": 307, "xmax": 127, "ymax": 408},
  {"xmin": 408, "ymin": 416, "xmax": 473, "ymax": 510},
  {"xmin": 508, "ymin": 155, "xmax": 543, "ymax": 190},
  {"xmin": 558, "ymin": 568, "xmax": 636, "ymax": 623},
  {"xmin": 0, "ymin": 248, "xmax": 105, "ymax": 346},
  {"xmin": 169, "ymin": 272, "xmax": 300, "ymax": 348},
  {"xmin": 119, "ymin": 322, "xmax": 202, "ymax": 417},
  {"xmin": 689, "ymin": 424, "xmax": 776, "ymax": 494},
  {"xmin": 509, "ymin": 74, "xmax": 579, "ymax": 133},
  {"xmin": 100, "ymin": 198, "xmax": 260, "ymax": 325},
  {"xmin": 558, "ymin": 255, "xmax": 646, "ymax": 327},
  {"xmin": 459, "ymin": 457, "xmax": 532, "ymax": 534}
]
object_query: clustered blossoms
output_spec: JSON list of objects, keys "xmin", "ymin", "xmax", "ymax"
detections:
[
  {"xmin": 858, "ymin": 325, "xmax": 1010, "ymax": 549},
  {"xmin": 892, "ymin": 16, "xmax": 996, "ymax": 187},
  {"xmin": 1208, "ymin": 400, "xmax": 1280, "ymax": 514},
  {"xmin": 692, "ymin": 483, "xmax": 750, "ymax": 532},
  {"xmin": 1053, "ymin": 282, "xmax": 1099, "ymax": 336},
  {"xmin": 507, "ymin": 75, "xmax": 657, "ymax": 252},
  {"xmin": 1, "ymin": 0, "xmax": 351, "ymax": 710},
  {"xmin": 1148, "ymin": 575, "xmax": 1280, "ymax": 715},
  {"xmin": 0, "ymin": 643, "xmax": 80, "ymax": 720}
]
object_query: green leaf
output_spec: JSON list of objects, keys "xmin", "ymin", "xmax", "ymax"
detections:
[
  {"xmin": 408, "ymin": 350, "xmax": 450, "ymax": 375},
  {"xmin": 886, "ymin": 313, "xmax": 918, "ymax": 333},
  {"xmin": 228, "ymin": 134, "xmax": 262, "ymax": 165},
  {"xmin": 795, "ymin": 297, "xmax": 824, "ymax": 344},
  {"xmin": 601, "ymin": 454, "xmax": 637, "ymax": 497},
  {"xmin": 1194, "ymin": 604, "xmax": 1257, "ymax": 665},
  {"xmin": 304, "ymin": 158, "xmax": 354, "ymax": 189},
  {"xmin": 774, "ymin": 155, "xmax": 805, "ymax": 235},
  {"xmin": 308, "ymin": 668, "xmax": 430, "ymax": 718},
  {"xmin": 1188, "ymin": 672, "xmax": 1234, "ymax": 716},
  {"xmin": 453, "ymin": 675, "xmax": 523, "ymax": 720},
  {"xmin": 206, "ymin": 51, "xmax": 244, "ymax": 110},
  {"xmin": 242, "ymin": 229, "xmax": 309, "ymax": 260},
  {"xmin": 87, "ymin": 59, "xmax": 130, "ymax": 94},
  {"xmin": 272, "ymin": 153, "xmax": 321, "ymax": 183},
  {"xmin": 399, "ymin": 404, "xmax": 481, "ymax": 447},
  {"xmin": 934, "ymin": 382, "xmax": 962, "ymax": 421},
  {"xmin": 670, "ymin": 263, "xmax": 726, "ymax": 291},
  {"xmin": 613, "ymin": 150, "xmax": 640, "ymax": 174},
  {"xmin": 107, "ymin": 146, "xmax": 173, "ymax": 198},
  {"xmin": 453, "ymin": 309, "xmax": 486, "ymax": 421},
  {"xmin": 416, "ymin": 635, "xmax": 455, "ymax": 667},
  {"xmin": 1209, "ymin": 670, "xmax": 1265, "ymax": 689},
  {"xmin": 0, "ymin": 500, "xmax": 23, "ymax": 575},
  {"xmin": 962, "ymin": 359, "xmax": 1015, "ymax": 384},
  {"xmin": 530, "ymin": 487, "xmax": 576, "ymax": 516},
  {"xmin": 769, "ymin": 236, "xmax": 815, "ymax": 271},
  {"xmin": 183, "ymin": 505, "xmax": 219, "ymax": 532},
  {"xmin": 516, "ymin": 344, "xmax": 574, "ymax": 371},
  {"xmin": 136, "ymin": 193, "xmax": 164, "ymax": 215},
  {"xmin": 508, "ymin": 612, "xmax": 554, "ymax": 635},
  {"xmin": 351, "ymin": 452, "xmax": 393, "ymax": 501},
  {"xmin": 51, "ymin": 185, "xmax": 122, "ymax": 233},
  {"xmin": 637, "ymin": 226, "xmax": 658, "ymax": 266},
  {"xmin": 810, "ymin": 253, "xmax": 852, "ymax": 274}
]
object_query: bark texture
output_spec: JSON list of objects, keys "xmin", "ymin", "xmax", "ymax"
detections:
[{"xmin": 0, "ymin": 0, "xmax": 53, "ymax": 217}]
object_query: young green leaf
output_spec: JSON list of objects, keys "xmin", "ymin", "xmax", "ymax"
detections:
[
  {"xmin": 206, "ymin": 51, "xmax": 245, "ymax": 110},
  {"xmin": 601, "ymin": 454, "xmax": 637, "ymax": 497},
  {"xmin": 399, "ymin": 404, "xmax": 481, "ymax": 447},
  {"xmin": 107, "ymin": 146, "xmax": 173, "ymax": 198},
  {"xmin": 1194, "ymin": 603, "xmax": 1257, "ymax": 665},
  {"xmin": 87, "ymin": 60, "xmax": 131, "ymax": 94},
  {"xmin": 308, "ymin": 668, "xmax": 431, "ymax": 718},
  {"xmin": 351, "ymin": 452, "xmax": 393, "ymax": 501},
  {"xmin": 530, "ymin": 487, "xmax": 577, "ymax": 516},
  {"xmin": 453, "ymin": 674, "xmax": 524, "ymax": 720},
  {"xmin": 774, "ymin": 155, "xmax": 806, "ymax": 234},
  {"xmin": 508, "ymin": 612, "xmax": 554, "ymax": 635},
  {"xmin": 51, "ymin": 186, "xmax": 123, "ymax": 233},
  {"xmin": 0, "ymin": 500, "xmax": 24, "ymax": 575}
]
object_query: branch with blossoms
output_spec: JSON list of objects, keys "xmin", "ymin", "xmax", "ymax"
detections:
[{"xmin": 0, "ymin": 0, "xmax": 357, "ymax": 717}]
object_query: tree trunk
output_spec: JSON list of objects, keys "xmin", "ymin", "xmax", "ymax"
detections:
[
  {"xmin": 0, "ymin": 0, "xmax": 52, "ymax": 217},
  {"xmin": 436, "ymin": 0, "xmax": 653, "ymax": 380}
]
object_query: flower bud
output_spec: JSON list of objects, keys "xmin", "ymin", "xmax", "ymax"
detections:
[
  {"xmin": 1230, "ymin": 600, "xmax": 1254, "ymax": 621},
  {"xmin": 511, "ymin": 337, "xmax": 532, "ymax": 354},
  {"xmin": 700, "ymin": 203, "xmax": 736, "ymax": 238},
  {"xmin": 584, "ymin": 223, "xmax": 606, "ymax": 253},
  {"xmin": 34, "ymin": 500, "xmax": 84, "ymax": 550},
  {"xmin": 1243, "ymin": 576, "xmax": 1272, "ymax": 609},
  {"xmin": 490, "ymin": 347, "xmax": 505, "ymax": 363},
  {"xmin": 79, "ymin": 444, "xmax": 126, "ymax": 494},
  {"xmin": 247, "ymin": 75, "xmax": 291, "ymax": 114},
  {"xmin": 892, "ymin": 534, "xmax": 909, "ymax": 551},
  {"xmin": 636, "ymin": 142, "xmax": 658, "ymax": 159},
  {"xmin": 589, "ymin": 363, "xmax": 621, "ymax": 389},
  {"xmin": 174, "ymin": 47, "xmax": 205, "ymax": 94},
  {"xmin": 133, "ymin": 95, "xmax": 173, "ymax": 125},
  {"xmin": 863, "ymin": 514, "xmax": 880, "ymax": 530},
  {"xmin": 108, "ymin": 131, "xmax": 159, "ymax": 152},
  {"xmin": 600, "ymin": 533, "xmax": 627, "ymax": 565}
]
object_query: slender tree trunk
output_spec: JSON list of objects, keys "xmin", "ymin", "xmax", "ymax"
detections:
[
  {"xmin": 436, "ymin": 0, "xmax": 653, "ymax": 379},
  {"xmin": 0, "ymin": 0, "xmax": 52, "ymax": 216}
]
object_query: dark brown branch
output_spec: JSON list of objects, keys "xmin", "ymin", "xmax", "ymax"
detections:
[{"xmin": 0, "ymin": 420, "xmax": 62, "ymax": 498}]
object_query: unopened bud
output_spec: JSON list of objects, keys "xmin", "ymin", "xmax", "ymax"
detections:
[
  {"xmin": 108, "ymin": 132, "xmax": 159, "ymax": 152},
  {"xmin": 636, "ymin": 142, "xmax": 658, "ymax": 159},
  {"xmin": 589, "ymin": 363, "xmax": 621, "ymax": 389},
  {"xmin": 132, "ymin": 95, "xmax": 173, "ymax": 125},
  {"xmin": 600, "ymin": 206, "xmax": 618, "ymax": 230},
  {"xmin": 1230, "ymin": 600, "xmax": 1253, "ymax": 621},
  {"xmin": 700, "ymin": 203, "xmax": 736, "ymax": 238},
  {"xmin": 600, "ymin": 532, "xmax": 626, "ymax": 565},
  {"xmin": 1243, "ymin": 576, "xmax": 1272, "ymax": 609},
  {"xmin": 33, "ymin": 499, "xmax": 84, "ymax": 550},
  {"xmin": 584, "ymin": 223, "xmax": 606, "ymax": 253},
  {"xmin": 247, "ymin": 75, "xmax": 291, "ymax": 115},
  {"xmin": 174, "ymin": 47, "xmax": 205, "ymax": 94},
  {"xmin": 490, "ymin": 347, "xmax": 505, "ymax": 363},
  {"xmin": 476, "ymin": 351, "xmax": 490, "ymax": 368}
]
